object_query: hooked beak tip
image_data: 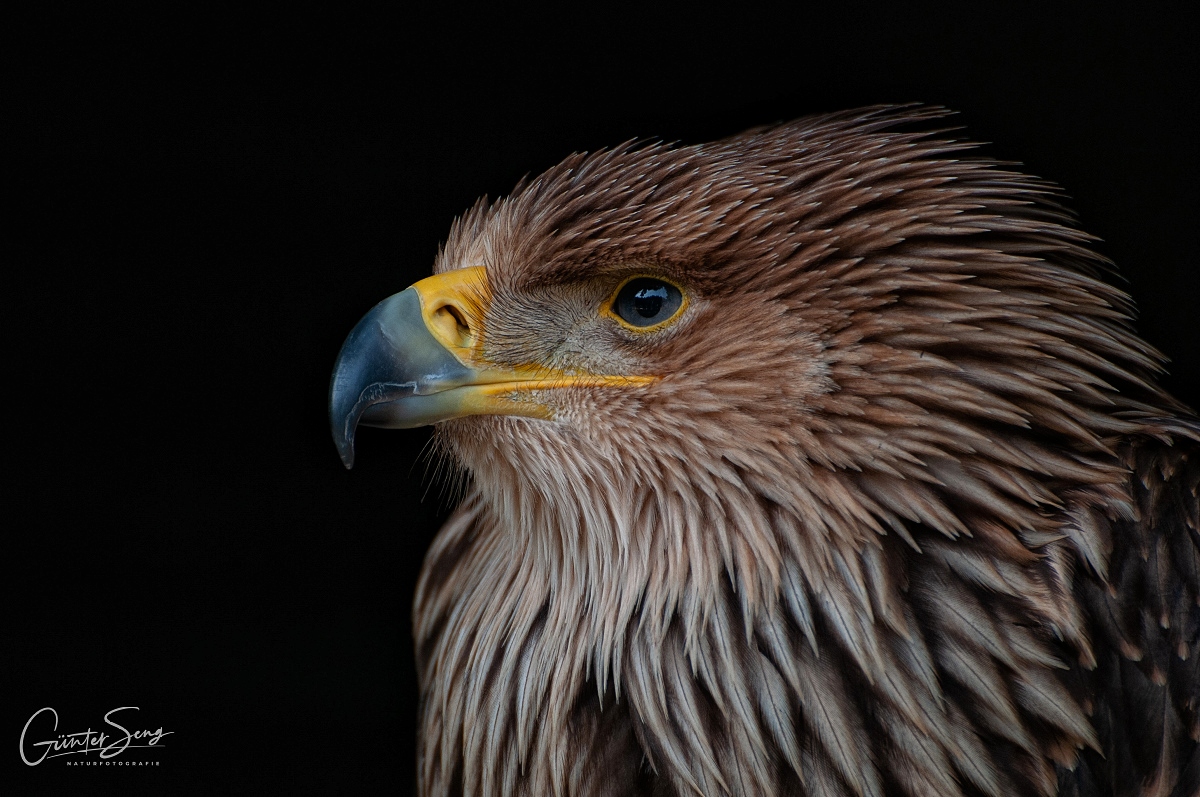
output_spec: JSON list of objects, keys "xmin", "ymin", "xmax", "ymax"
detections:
[
  {"xmin": 336, "ymin": 440, "xmax": 356, "ymax": 470},
  {"xmin": 331, "ymin": 410, "xmax": 358, "ymax": 470}
]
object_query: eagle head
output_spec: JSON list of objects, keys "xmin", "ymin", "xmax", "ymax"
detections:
[{"xmin": 329, "ymin": 105, "xmax": 1199, "ymax": 797}]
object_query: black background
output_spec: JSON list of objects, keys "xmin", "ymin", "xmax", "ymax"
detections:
[{"xmin": 9, "ymin": 6, "xmax": 1198, "ymax": 795}]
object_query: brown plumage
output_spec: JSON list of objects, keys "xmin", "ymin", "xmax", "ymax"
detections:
[{"xmin": 338, "ymin": 105, "xmax": 1200, "ymax": 796}]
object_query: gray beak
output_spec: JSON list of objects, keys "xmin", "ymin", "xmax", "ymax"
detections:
[{"xmin": 328, "ymin": 288, "xmax": 472, "ymax": 469}]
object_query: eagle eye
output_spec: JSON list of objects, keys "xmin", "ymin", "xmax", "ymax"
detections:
[{"xmin": 611, "ymin": 278, "xmax": 685, "ymax": 329}]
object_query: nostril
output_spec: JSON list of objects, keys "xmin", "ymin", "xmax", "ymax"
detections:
[
  {"xmin": 431, "ymin": 302, "xmax": 474, "ymax": 349},
  {"xmin": 443, "ymin": 304, "xmax": 469, "ymax": 333}
]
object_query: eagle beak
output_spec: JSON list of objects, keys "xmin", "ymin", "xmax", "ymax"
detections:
[
  {"xmin": 330, "ymin": 267, "xmax": 520, "ymax": 468},
  {"xmin": 331, "ymin": 267, "xmax": 648, "ymax": 469}
]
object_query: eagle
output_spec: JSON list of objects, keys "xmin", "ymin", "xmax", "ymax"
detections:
[{"xmin": 329, "ymin": 106, "xmax": 1200, "ymax": 797}]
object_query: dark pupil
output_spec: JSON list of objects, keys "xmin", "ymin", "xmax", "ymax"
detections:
[{"xmin": 633, "ymin": 285, "xmax": 667, "ymax": 318}]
